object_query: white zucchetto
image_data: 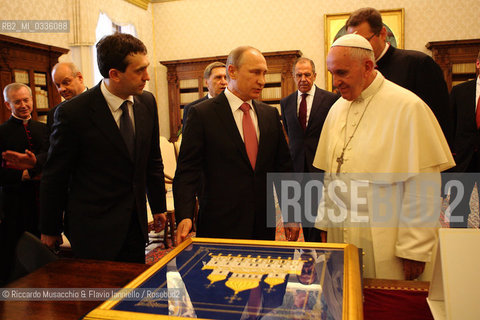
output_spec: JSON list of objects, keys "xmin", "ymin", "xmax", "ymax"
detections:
[{"xmin": 331, "ymin": 33, "xmax": 374, "ymax": 51}]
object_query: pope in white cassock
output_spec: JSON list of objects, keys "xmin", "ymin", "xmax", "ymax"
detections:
[{"xmin": 314, "ymin": 34, "xmax": 455, "ymax": 280}]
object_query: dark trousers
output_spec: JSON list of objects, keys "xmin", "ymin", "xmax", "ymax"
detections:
[
  {"xmin": 298, "ymin": 171, "xmax": 324, "ymax": 242},
  {"xmin": 449, "ymin": 152, "xmax": 480, "ymax": 228},
  {"xmin": 0, "ymin": 182, "xmax": 41, "ymax": 285},
  {"xmin": 115, "ymin": 211, "xmax": 146, "ymax": 264}
]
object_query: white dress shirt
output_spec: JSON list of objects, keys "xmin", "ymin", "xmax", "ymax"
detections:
[
  {"xmin": 296, "ymin": 85, "xmax": 316, "ymax": 124},
  {"xmin": 100, "ymin": 80, "xmax": 135, "ymax": 132},
  {"xmin": 224, "ymin": 88, "xmax": 260, "ymax": 142}
]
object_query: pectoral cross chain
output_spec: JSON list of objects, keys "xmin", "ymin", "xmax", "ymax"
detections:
[{"xmin": 336, "ymin": 151, "xmax": 345, "ymax": 174}]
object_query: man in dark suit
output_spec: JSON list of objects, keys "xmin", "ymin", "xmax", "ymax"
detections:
[
  {"xmin": 47, "ymin": 62, "xmax": 87, "ymax": 132},
  {"xmin": 448, "ymin": 51, "xmax": 480, "ymax": 227},
  {"xmin": 280, "ymin": 57, "xmax": 339, "ymax": 241},
  {"xmin": 174, "ymin": 46, "xmax": 298, "ymax": 244},
  {"xmin": 182, "ymin": 61, "xmax": 227, "ymax": 132},
  {"xmin": 346, "ymin": 7, "xmax": 452, "ymax": 145},
  {"xmin": 39, "ymin": 33, "xmax": 166, "ymax": 263},
  {"xmin": 0, "ymin": 83, "xmax": 49, "ymax": 284},
  {"xmin": 281, "ymin": 58, "xmax": 339, "ymax": 173}
]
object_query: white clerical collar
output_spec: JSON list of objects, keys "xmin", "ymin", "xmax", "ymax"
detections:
[
  {"xmin": 357, "ymin": 72, "xmax": 384, "ymax": 101},
  {"xmin": 101, "ymin": 80, "xmax": 134, "ymax": 112},
  {"xmin": 376, "ymin": 43, "xmax": 390, "ymax": 62},
  {"xmin": 12, "ymin": 114, "xmax": 31, "ymax": 124}
]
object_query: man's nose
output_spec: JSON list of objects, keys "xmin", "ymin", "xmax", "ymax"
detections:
[{"xmin": 258, "ymin": 75, "xmax": 265, "ymax": 86}]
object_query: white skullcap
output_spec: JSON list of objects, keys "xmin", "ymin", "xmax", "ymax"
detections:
[{"xmin": 331, "ymin": 33, "xmax": 373, "ymax": 51}]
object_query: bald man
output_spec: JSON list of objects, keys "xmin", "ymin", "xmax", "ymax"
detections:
[{"xmin": 48, "ymin": 62, "xmax": 87, "ymax": 131}]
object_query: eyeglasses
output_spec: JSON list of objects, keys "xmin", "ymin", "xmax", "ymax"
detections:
[{"xmin": 365, "ymin": 33, "xmax": 378, "ymax": 41}]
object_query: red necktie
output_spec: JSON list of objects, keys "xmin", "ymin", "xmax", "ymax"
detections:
[
  {"xmin": 298, "ymin": 93, "xmax": 307, "ymax": 131},
  {"xmin": 476, "ymin": 95, "xmax": 480, "ymax": 129},
  {"xmin": 240, "ymin": 103, "xmax": 258, "ymax": 170}
]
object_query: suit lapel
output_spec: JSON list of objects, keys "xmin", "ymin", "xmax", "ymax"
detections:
[
  {"xmin": 286, "ymin": 92, "xmax": 304, "ymax": 134},
  {"xmin": 254, "ymin": 100, "xmax": 270, "ymax": 172},
  {"xmin": 133, "ymin": 96, "xmax": 148, "ymax": 163},
  {"xmin": 213, "ymin": 93, "xmax": 252, "ymax": 169},
  {"xmin": 307, "ymin": 86, "xmax": 322, "ymax": 131},
  {"xmin": 89, "ymin": 85, "xmax": 132, "ymax": 160}
]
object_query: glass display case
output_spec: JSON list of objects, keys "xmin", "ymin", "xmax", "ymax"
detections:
[{"xmin": 83, "ymin": 238, "xmax": 363, "ymax": 320}]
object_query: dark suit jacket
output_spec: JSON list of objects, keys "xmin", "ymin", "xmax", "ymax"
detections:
[
  {"xmin": 0, "ymin": 117, "xmax": 49, "ymax": 282},
  {"xmin": 451, "ymin": 79, "xmax": 478, "ymax": 172},
  {"xmin": 377, "ymin": 45, "xmax": 452, "ymax": 144},
  {"xmin": 0, "ymin": 117, "xmax": 49, "ymax": 183},
  {"xmin": 280, "ymin": 85, "xmax": 339, "ymax": 172},
  {"xmin": 46, "ymin": 103, "xmax": 61, "ymax": 137},
  {"xmin": 173, "ymin": 92, "xmax": 293, "ymax": 240},
  {"xmin": 182, "ymin": 95, "xmax": 209, "ymax": 133},
  {"xmin": 47, "ymin": 88, "xmax": 88, "ymax": 135},
  {"xmin": 40, "ymin": 83, "xmax": 166, "ymax": 260},
  {"xmin": 0, "ymin": 117, "xmax": 49, "ymax": 232},
  {"xmin": 46, "ymin": 104, "xmax": 61, "ymax": 136}
]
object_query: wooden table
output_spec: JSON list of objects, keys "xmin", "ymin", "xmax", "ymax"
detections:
[
  {"xmin": 0, "ymin": 258, "xmax": 434, "ymax": 320},
  {"xmin": 0, "ymin": 259, "xmax": 149, "ymax": 320}
]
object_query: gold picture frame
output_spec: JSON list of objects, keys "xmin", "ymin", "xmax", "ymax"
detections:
[
  {"xmin": 84, "ymin": 237, "xmax": 363, "ymax": 320},
  {"xmin": 324, "ymin": 8, "xmax": 405, "ymax": 91}
]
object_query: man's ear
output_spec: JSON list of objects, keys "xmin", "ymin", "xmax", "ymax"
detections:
[
  {"xmin": 227, "ymin": 65, "xmax": 237, "ymax": 80},
  {"xmin": 365, "ymin": 59, "xmax": 375, "ymax": 73},
  {"xmin": 4, "ymin": 101, "xmax": 12, "ymax": 113},
  {"xmin": 108, "ymin": 69, "xmax": 121, "ymax": 82},
  {"xmin": 379, "ymin": 26, "xmax": 388, "ymax": 42},
  {"xmin": 77, "ymin": 72, "xmax": 84, "ymax": 84}
]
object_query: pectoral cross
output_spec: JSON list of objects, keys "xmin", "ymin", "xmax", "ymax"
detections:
[{"xmin": 336, "ymin": 152, "xmax": 345, "ymax": 174}]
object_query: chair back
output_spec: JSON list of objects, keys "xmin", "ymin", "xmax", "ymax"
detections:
[
  {"xmin": 173, "ymin": 134, "xmax": 182, "ymax": 160},
  {"xmin": 8, "ymin": 232, "xmax": 58, "ymax": 283},
  {"xmin": 160, "ymin": 136, "xmax": 177, "ymax": 181}
]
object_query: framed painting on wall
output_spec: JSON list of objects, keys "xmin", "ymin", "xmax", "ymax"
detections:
[{"xmin": 324, "ymin": 8, "xmax": 405, "ymax": 92}]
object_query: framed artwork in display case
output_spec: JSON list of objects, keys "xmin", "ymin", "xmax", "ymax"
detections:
[
  {"xmin": 83, "ymin": 238, "xmax": 363, "ymax": 320},
  {"xmin": 324, "ymin": 8, "xmax": 405, "ymax": 92}
]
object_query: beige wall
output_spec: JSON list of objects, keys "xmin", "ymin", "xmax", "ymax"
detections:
[
  {"xmin": 3, "ymin": 0, "xmax": 480, "ymax": 137},
  {"xmin": 152, "ymin": 0, "xmax": 480, "ymax": 136},
  {"xmin": 1, "ymin": 0, "xmax": 155, "ymax": 92}
]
